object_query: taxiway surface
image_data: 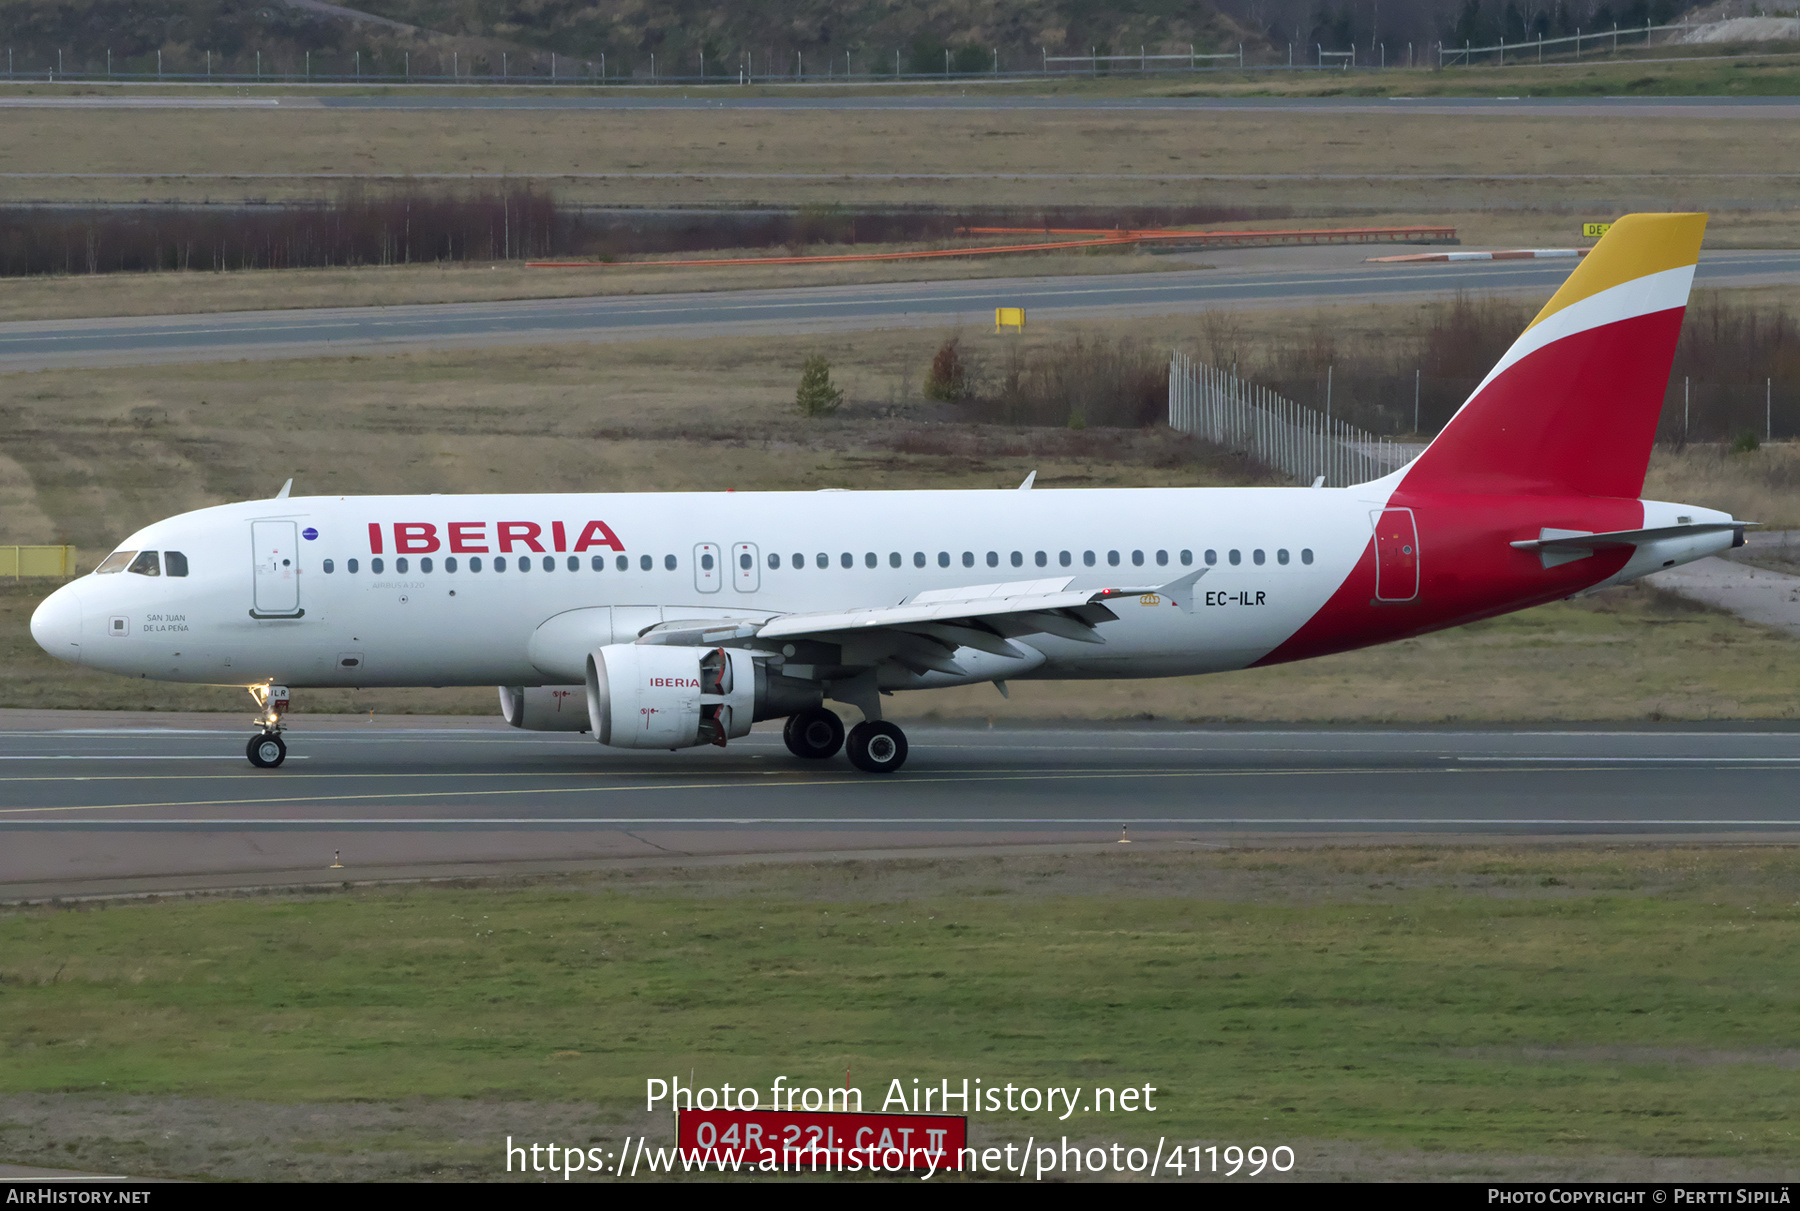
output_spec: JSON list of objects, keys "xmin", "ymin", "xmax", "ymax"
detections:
[
  {"xmin": 3, "ymin": 717, "xmax": 1798, "ymax": 899},
  {"xmin": 4, "ymin": 250, "xmax": 1797, "ymax": 371}
]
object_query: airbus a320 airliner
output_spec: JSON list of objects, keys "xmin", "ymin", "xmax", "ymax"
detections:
[{"xmin": 31, "ymin": 213, "xmax": 1743, "ymax": 772}]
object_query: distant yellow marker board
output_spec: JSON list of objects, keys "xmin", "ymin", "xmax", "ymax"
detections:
[
  {"xmin": 995, "ymin": 307, "xmax": 1026, "ymax": 333},
  {"xmin": 1582, "ymin": 222, "xmax": 1613, "ymax": 239}
]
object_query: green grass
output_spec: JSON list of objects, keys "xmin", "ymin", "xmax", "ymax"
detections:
[{"xmin": 3, "ymin": 847, "xmax": 1799, "ymax": 1178}]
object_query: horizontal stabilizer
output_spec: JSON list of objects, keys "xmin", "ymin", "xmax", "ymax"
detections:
[
  {"xmin": 1510, "ymin": 522, "xmax": 1748, "ymax": 569},
  {"xmin": 1510, "ymin": 522, "xmax": 1747, "ymax": 552}
]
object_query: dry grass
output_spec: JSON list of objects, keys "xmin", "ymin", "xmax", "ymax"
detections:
[
  {"xmin": 3, "ymin": 105, "xmax": 1799, "ymax": 228},
  {"xmin": 0, "ymin": 105, "xmax": 1786, "ymax": 179}
]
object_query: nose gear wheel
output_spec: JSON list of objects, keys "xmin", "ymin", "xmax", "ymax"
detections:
[{"xmin": 247, "ymin": 733, "xmax": 287, "ymax": 768}]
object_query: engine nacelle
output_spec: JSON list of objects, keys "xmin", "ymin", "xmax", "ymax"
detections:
[
  {"xmin": 586, "ymin": 644, "xmax": 759, "ymax": 749},
  {"xmin": 585, "ymin": 644, "xmax": 825, "ymax": 749},
  {"xmin": 498, "ymin": 685, "xmax": 589, "ymax": 731}
]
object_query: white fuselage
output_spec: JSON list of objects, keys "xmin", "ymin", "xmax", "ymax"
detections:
[{"xmin": 31, "ymin": 486, "xmax": 1401, "ymax": 691}]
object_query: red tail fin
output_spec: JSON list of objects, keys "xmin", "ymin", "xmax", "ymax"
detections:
[{"xmin": 1398, "ymin": 213, "xmax": 1706, "ymax": 499}]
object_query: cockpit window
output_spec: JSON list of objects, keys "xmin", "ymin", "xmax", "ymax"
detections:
[
  {"xmin": 163, "ymin": 551, "xmax": 189, "ymax": 577},
  {"xmin": 126, "ymin": 550, "xmax": 161, "ymax": 577},
  {"xmin": 95, "ymin": 550, "xmax": 134, "ymax": 574}
]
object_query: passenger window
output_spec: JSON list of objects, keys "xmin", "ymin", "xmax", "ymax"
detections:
[
  {"xmin": 545, "ymin": 556, "xmax": 557, "ymax": 572},
  {"xmin": 986, "ymin": 552, "xmax": 999, "ymax": 568},
  {"xmin": 1010, "ymin": 551, "xmax": 1023, "ymax": 567},
  {"xmin": 1229, "ymin": 550, "xmax": 1242, "ymax": 566},
  {"xmin": 1035, "ymin": 551, "xmax": 1047, "ymax": 567},
  {"xmin": 1084, "ymin": 551, "xmax": 1096, "ymax": 567},
  {"xmin": 1180, "ymin": 550, "xmax": 1192, "ymax": 566},
  {"xmin": 1131, "ymin": 550, "xmax": 1144, "ymax": 567},
  {"xmin": 372, "ymin": 557, "xmax": 385, "ymax": 574},
  {"xmin": 700, "ymin": 552, "xmax": 714, "ymax": 570},
  {"xmin": 816, "ymin": 553, "xmax": 828, "ymax": 569},
  {"xmin": 1301, "ymin": 548, "xmax": 1314, "ymax": 565},
  {"xmin": 470, "ymin": 557, "xmax": 482, "ymax": 573},
  {"xmin": 493, "ymin": 557, "xmax": 505, "ymax": 572},
  {"xmin": 1155, "ymin": 550, "xmax": 1168, "ymax": 566},
  {"xmin": 664, "ymin": 554, "xmax": 677, "ymax": 571},
  {"xmin": 570, "ymin": 556, "xmax": 583, "ymax": 572},
  {"xmin": 127, "ymin": 550, "xmax": 160, "ymax": 577},
  {"xmin": 741, "ymin": 553, "xmax": 753, "ymax": 570},
  {"xmin": 963, "ymin": 552, "xmax": 975, "ymax": 567},
  {"xmin": 1253, "ymin": 549, "xmax": 1265, "ymax": 566},
  {"xmin": 164, "ymin": 551, "xmax": 189, "ymax": 577},
  {"xmin": 1107, "ymin": 551, "xmax": 1120, "ymax": 567},
  {"xmin": 348, "ymin": 558, "xmax": 360, "ymax": 573},
  {"xmin": 396, "ymin": 557, "xmax": 409, "ymax": 574},
  {"xmin": 865, "ymin": 552, "xmax": 877, "ymax": 568},
  {"xmin": 616, "ymin": 555, "xmax": 629, "ymax": 571},
  {"xmin": 518, "ymin": 557, "xmax": 529, "ymax": 573},
  {"xmin": 1277, "ymin": 549, "xmax": 1290, "ymax": 565},
  {"xmin": 447, "ymin": 557, "xmax": 459, "ymax": 573},
  {"xmin": 1059, "ymin": 551, "xmax": 1071, "ymax": 567},
  {"xmin": 768, "ymin": 553, "xmax": 781, "ymax": 570},
  {"xmin": 938, "ymin": 552, "xmax": 950, "ymax": 568},
  {"xmin": 640, "ymin": 555, "xmax": 652, "ymax": 571},
  {"xmin": 323, "ymin": 559, "xmax": 335, "ymax": 574},
  {"xmin": 914, "ymin": 552, "xmax": 926, "ymax": 568},
  {"xmin": 421, "ymin": 557, "xmax": 433, "ymax": 573},
  {"xmin": 591, "ymin": 556, "xmax": 604, "ymax": 571},
  {"xmin": 95, "ymin": 551, "xmax": 133, "ymax": 574},
  {"xmin": 1205, "ymin": 550, "xmax": 1217, "ymax": 566},
  {"xmin": 841, "ymin": 552, "xmax": 853, "ymax": 569},
  {"xmin": 888, "ymin": 552, "xmax": 901, "ymax": 568}
]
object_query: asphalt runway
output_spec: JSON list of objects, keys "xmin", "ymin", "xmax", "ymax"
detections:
[
  {"xmin": 4, "ymin": 717, "xmax": 1800, "ymax": 899},
  {"xmin": 5, "ymin": 250, "xmax": 1797, "ymax": 371}
]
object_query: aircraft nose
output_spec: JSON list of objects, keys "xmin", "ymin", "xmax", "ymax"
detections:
[{"xmin": 30, "ymin": 583, "xmax": 83, "ymax": 664}]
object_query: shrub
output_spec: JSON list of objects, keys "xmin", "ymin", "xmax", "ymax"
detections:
[
  {"xmin": 975, "ymin": 334, "xmax": 1165, "ymax": 428},
  {"xmin": 1733, "ymin": 430, "xmax": 1762, "ymax": 454},
  {"xmin": 794, "ymin": 354, "xmax": 844, "ymax": 417},
  {"xmin": 924, "ymin": 339, "xmax": 968, "ymax": 402}
]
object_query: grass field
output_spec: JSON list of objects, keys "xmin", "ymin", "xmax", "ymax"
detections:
[
  {"xmin": 1, "ymin": 845, "xmax": 1797, "ymax": 1180},
  {"xmin": 4, "ymin": 97, "xmax": 1799, "ymax": 227}
]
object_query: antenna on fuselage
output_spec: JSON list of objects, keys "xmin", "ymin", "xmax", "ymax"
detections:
[{"xmin": 274, "ymin": 478, "xmax": 293, "ymax": 499}]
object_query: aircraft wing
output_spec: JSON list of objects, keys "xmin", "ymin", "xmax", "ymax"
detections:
[
  {"xmin": 755, "ymin": 568, "xmax": 1209, "ymax": 647},
  {"xmin": 637, "ymin": 569, "xmax": 1209, "ymax": 683}
]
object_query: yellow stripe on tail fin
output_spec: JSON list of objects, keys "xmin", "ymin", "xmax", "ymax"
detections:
[{"xmin": 1527, "ymin": 212, "xmax": 1707, "ymax": 331}]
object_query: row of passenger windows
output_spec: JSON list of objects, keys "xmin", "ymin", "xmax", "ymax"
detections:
[
  {"xmin": 95, "ymin": 550, "xmax": 189, "ymax": 577},
  {"xmin": 752, "ymin": 548, "xmax": 1314, "ymax": 570},
  {"xmin": 324, "ymin": 554, "xmax": 667, "ymax": 575},
  {"xmin": 321, "ymin": 547, "xmax": 1316, "ymax": 576}
]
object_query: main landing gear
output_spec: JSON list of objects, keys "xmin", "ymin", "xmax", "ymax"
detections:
[
  {"xmin": 783, "ymin": 707, "xmax": 908, "ymax": 774},
  {"xmin": 247, "ymin": 683, "xmax": 291, "ymax": 768}
]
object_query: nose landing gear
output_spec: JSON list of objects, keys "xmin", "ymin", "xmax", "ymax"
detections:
[{"xmin": 247, "ymin": 683, "xmax": 291, "ymax": 768}]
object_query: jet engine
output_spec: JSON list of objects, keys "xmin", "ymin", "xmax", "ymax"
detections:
[
  {"xmin": 497, "ymin": 684, "xmax": 590, "ymax": 731},
  {"xmin": 585, "ymin": 644, "xmax": 821, "ymax": 750}
]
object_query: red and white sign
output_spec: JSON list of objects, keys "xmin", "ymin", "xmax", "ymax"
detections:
[{"xmin": 677, "ymin": 1109, "xmax": 965, "ymax": 1172}]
